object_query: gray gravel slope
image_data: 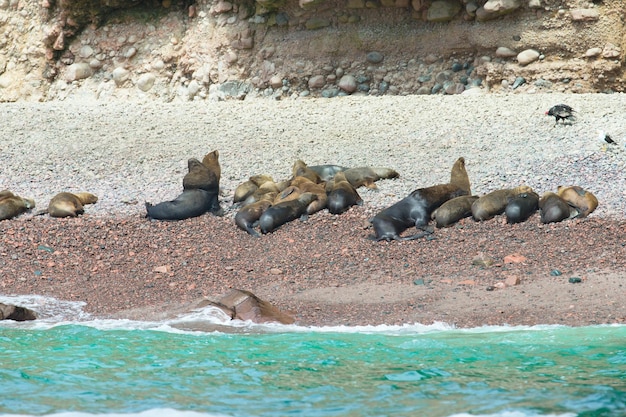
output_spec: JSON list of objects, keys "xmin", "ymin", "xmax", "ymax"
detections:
[{"xmin": 1, "ymin": 93, "xmax": 624, "ymax": 219}]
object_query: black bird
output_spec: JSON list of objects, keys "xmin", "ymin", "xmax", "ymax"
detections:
[{"xmin": 546, "ymin": 104, "xmax": 575, "ymax": 124}]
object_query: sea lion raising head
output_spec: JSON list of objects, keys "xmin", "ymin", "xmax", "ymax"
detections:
[
  {"xmin": 449, "ymin": 157, "xmax": 471, "ymax": 195},
  {"xmin": 183, "ymin": 152, "xmax": 220, "ymax": 193}
]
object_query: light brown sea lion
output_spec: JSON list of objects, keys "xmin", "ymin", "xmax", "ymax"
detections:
[
  {"xmin": 146, "ymin": 189, "xmax": 220, "ymax": 220},
  {"xmin": 471, "ymin": 185, "xmax": 533, "ymax": 221},
  {"xmin": 341, "ymin": 166, "xmax": 399, "ymax": 189},
  {"xmin": 243, "ymin": 180, "xmax": 286, "ymax": 206},
  {"xmin": 327, "ymin": 171, "xmax": 363, "ymax": 215},
  {"xmin": 183, "ymin": 150, "xmax": 220, "ymax": 193},
  {"xmin": 47, "ymin": 192, "xmax": 97, "ymax": 218},
  {"xmin": 259, "ymin": 192, "xmax": 318, "ymax": 234},
  {"xmin": 235, "ymin": 198, "xmax": 275, "ymax": 237},
  {"xmin": 233, "ymin": 174, "xmax": 274, "ymax": 204},
  {"xmin": 288, "ymin": 176, "xmax": 327, "ymax": 214},
  {"xmin": 292, "ymin": 160, "xmax": 322, "ymax": 184},
  {"xmin": 505, "ymin": 191, "xmax": 540, "ymax": 224},
  {"xmin": 449, "ymin": 157, "xmax": 471, "ymax": 194},
  {"xmin": 539, "ymin": 192, "xmax": 578, "ymax": 224},
  {"xmin": 557, "ymin": 185, "xmax": 598, "ymax": 217},
  {"xmin": 0, "ymin": 190, "xmax": 35, "ymax": 221},
  {"xmin": 431, "ymin": 195, "xmax": 479, "ymax": 228}
]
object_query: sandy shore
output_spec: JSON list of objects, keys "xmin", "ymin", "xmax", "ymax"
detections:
[{"xmin": 1, "ymin": 94, "xmax": 625, "ymax": 327}]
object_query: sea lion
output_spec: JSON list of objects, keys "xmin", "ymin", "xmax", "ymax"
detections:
[
  {"xmin": 145, "ymin": 189, "xmax": 220, "ymax": 221},
  {"xmin": 505, "ymin": 191, "xmax": 540, "ymax": 224},
  {"xmin": 370, "ymin": 184, "xmax": 467, "ymax": 241},
  {"xmin": 471, "ymin": 185, "xmax": 534, "ymax": 221},
  {"xmin": 47, "ymin": 192, "xmax": 97, "ymax": 218},
  {"xmin": 183, "ymin": 150, "xmax": 220, "ymax": 192},
  {"xmin": 233, "ymin": 174, "xmax": 274, "ymax": 204},
  {"xmin": 259, "ymin": 192, "xmax": 318, "ymax": 234},
  {"xmin": 288, "ymin": 176, "xmax": 327, "ymax": 214},
  {"xmin": 292, "ymin": 160, "xmax": 322, "ymax": 184},
  {"xmin": 449, "ymin": 157, "xmax": 471, "ymax": 194},
  {"xmin": 539, "ymin": 192, "xmax": 578, "ymax": 224},
  {"xmin": 327, "ymin": 171, "xmax": 363, "ymax": 215},
  {"xmin": 557, "ymin": 185, "xmax": 598, "ymax": 217},
  {"xmin": 243, "ymin": 180, "xmax": 285, "ymax": 206},
  {"xmin": 235, "ymin": 198, "xmax": 275, "ymax": 237},
  {"xmin": 308, "ymin": 164, "xmax": 348, "ymax": 182},
  {"xmin": 0, "ymin": 190, "xmax": 35, "ymax": 220},
  {"xmin": 341, "ymin": 166, "xmax": 399, "ymax": 189},
  {"xmin": 431, "ymin": 195, "xmax": 479, "ymax": 228}
]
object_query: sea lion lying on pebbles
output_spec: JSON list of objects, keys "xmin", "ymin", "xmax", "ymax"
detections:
[
  {"xmin": 327, "ymin": 171, "xmax": 362, "ymax": 215},
  {"xmin": 342, "ymin": 166, "xmax": 399, "ymax": 189},
  {"xmin": 557, "ymin": 185, "xmax": 598, "ymax": 217},
  {"xmin": 0, "ymin": 190, "xmax": 35, "ymax": 220},
  {"xmin": 539, "ymin": 192, "xmax": 578, "ymax": 224},
  {"xmin": 46, "ymin": 192, "xmax": 98, "ymax": 218},
  {"xmin": 370, "ymin": 158, "xmax": 470, "ymax": 241},
  {"xmin": 288, "ymin": 176, "xmax": 327, "ymax": 214},
  {"xmin": 505, "ymin": 191, "xmax": 540, "ymax": 224},
  {"xmin": 259, "ymin": 192, "xmax": 318, "ymax": 234},
  {"xmin": 146, "ymin": 189, "xmax": 220, "ymax": 221},
  {"xmin": 235, "ymin": 198, "xmax": 275, "ymax": 237},
  {"xmin": 471, "ymin": 185, "xmax": 533, "ymax": 221},
  {"xmin": 308, "ymin": 164, "xmax": 348, "ymax": 182},
  {"xmin": 233, "ymin": 174, "xmax": 274, "ymax": 204},
  {"xmin": 292, "ymin": 160, "xmax": 322, "ymax": 184},
  {"xmin": 431, "ymin": 195, "xmax": 478, "ymax": 228}
]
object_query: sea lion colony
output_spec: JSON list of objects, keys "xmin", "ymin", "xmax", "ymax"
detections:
[{"xmin": 1, "ymin": 153, "xmax": 598, "ymax": 240}]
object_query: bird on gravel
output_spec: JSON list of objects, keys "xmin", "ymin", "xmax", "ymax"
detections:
[
  {"xmin": 597, "ymin": 130, "xmax": 617, "ymax": 151},
  {"xmin": 546, "ymin": 104, "xmax": 575, "ymax": 124}
]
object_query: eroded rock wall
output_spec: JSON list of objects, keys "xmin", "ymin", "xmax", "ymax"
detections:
[{"xmin": 0, "ymin": 0, "xmax": 623, "ymax": 101}]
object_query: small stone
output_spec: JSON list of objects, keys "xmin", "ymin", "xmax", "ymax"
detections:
[
  {"xmin": 136, "ymin": 73, "xmax": 156, "ymax": 92},
  {"xmin": 517, "ymin": 49, "xmax": 540, "ymax": 66},
  {"xmin": 568, "ymin": 277, "xmax": 582, "ymax": 284},
  {"xmin": 37, "ymin": 245, "xmax": 54, "ymax": 253},
  {"xmin": 472, "ymin": 253, "xmax": 494, "ymax": 267},
  {"xmin": 512, "ymin": 76, "xmax": 526, "ymax": 89},
  {"xmin": 112, "ymin": 67, "xmax": 130, "ymax": 86},
  {"xmin": 585, "ymin": 47, "xmax": 602, "ymax": 58},
  {"xmin": 505, "ymin": 275, "xmax": 520, "ymax": 286},
  {"xmin": 269, "ymin": 75, "xmax": 283, "ymax": 89},
  {"xmin": 413, "ymin": 278, "xmax": 425, "ymax": 285},
  {"xmin": 495, "ymin": 46, "xmax": 517, "ymax": 58},
  {"xmin": 504, "ymin": 253, "xmax": 527, "ymax": 263},
  {"xmin": 366, "ymin": 51, "xmax": 384, "ymax": 64},
  {"xmin": 458, "ymin": 280, "xmax": 476, "ymax": 286},
  {"xmin": 337, "ymin": 74, "xmax": 357, "ymax": 93},
  {"xmin": 64, "ymin": 63, "xmax": 92, "ymax": 82},
  {"xmin": 550, "ymin": 269, "xmax": 562, "ymax": 276},
  {"xmin": 270, "ymin": 268, "xmax": 283, "ymax": 275},
  {"xmin": 570, "ymin": 9, "xmax": 599, "ymax": 22},
  {"xmin": 308, "ymin": 75, "xmax": 325, "ymax": 89},
  {"xmin": 493, "ymin": 282, "xmax": 507, "ymax": 289},
  {"xmin": 153, "ymin": 265, "xmax": 171, "ymax": 274}
]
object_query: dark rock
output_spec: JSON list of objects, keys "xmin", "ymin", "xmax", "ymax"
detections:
[
  {"xmin": 0, "ymin": 303, "xmax": 37, "ymax": 321},
  {"xmin": 366, "ymin": 51, "xmax": 384, "ymax": 64}
]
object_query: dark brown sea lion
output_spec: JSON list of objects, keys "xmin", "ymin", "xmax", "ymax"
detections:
[
  {"xmin": 471, "ymin": 185, "xmax": 533, "ymax": 221},
  {"xmin": 449, "ymin": 157, "xmax": 471, "ymax": 194},
  {"xmin": 505, "ymin": 191, "xmax": 540, "ymax": 224},
  {"xmin": 292, "ymin": 160, "xmax": 322, "ymax": 184},
  {"xmin": 342, "ymin": 166, "xmax": 399, "ymax": 189},
  {"xmin": 557, "ymin": 185, "xmax": 598, "ymax": 217},
  {"xmin": 235, "ymin": 198, "xmax": 275, "ymax": 237},
  {"xmin": 259, "ymin": 192, "xmax": 318, "ymax": 234},
  {"xmin": 0, "ymin": 190, "xmax": 35, "ymax": 220},
  {"xmin": 233, "ymin": 174, "xmax": 274, "ymax": 204},
  {"xmin": 145, "ymin": 189, "xmax": 220, "ymax": 220},
  {"xmin": 327, "ymin": 171, "xmax": 363, "ymax": 215},
  {"xmin": 183, "ymin": 150, "xmax": 220, "ymax": 192},
  {"xmin": 539, "ymin": 192, "xmax": 578, "ymax": 224},
  {"xmin": 431, "ymin": 195, "xmax": 479, "ymax": 228},
  {"xmin": 370, "ymin": 184, "xmax": 467, "ymax": 241},
  {"xmin": 47, "ymin": 192, "xmax": 98, "ymax": 218},
  {"xmin": 308, "ymin": 164, "xmax": 348, "ymax": 182}
]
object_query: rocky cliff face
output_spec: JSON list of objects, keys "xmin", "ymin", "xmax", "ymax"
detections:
[{"xmin": 0, "ymin": 0, "xmax": 623, "ymax": 101}]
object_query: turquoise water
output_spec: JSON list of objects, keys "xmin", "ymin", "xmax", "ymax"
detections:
[{"xmin": 0, "ymin": 297, "xmax": 624, "ymax": 417}]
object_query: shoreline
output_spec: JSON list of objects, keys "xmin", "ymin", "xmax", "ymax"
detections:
[{"xmin": 1, "ymin": 94, "xmax": 625, "ymax": 328}]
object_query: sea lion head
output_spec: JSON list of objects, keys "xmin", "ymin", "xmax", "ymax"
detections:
[
  {"xmin": 450, "ymin": 157, "xmax": 471, "ymax": 194},
  {"xmin": 201, "ymin": 150, "xmax": 221, "ymax": 181},
  {"xmin": 74, "ymin": 192, "xmax": 98, "ymax": 205}
]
